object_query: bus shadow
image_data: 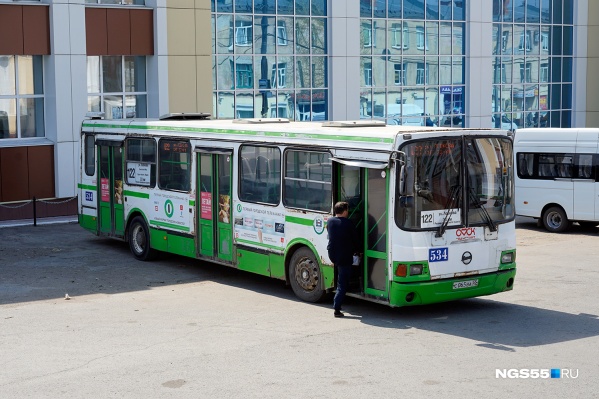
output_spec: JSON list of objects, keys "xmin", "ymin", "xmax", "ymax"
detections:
[
  {"xmin": 2, "ymin": 223, "xmax": 598, "ymax": 350},
  {"xmin": 345, "ymin": 297, "xmax": 599, "ymax": 349}
]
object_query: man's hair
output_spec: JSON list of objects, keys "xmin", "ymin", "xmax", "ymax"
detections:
[{"xmin": 334, "ymin": 201, "xmax": 349, "ymax": 215}]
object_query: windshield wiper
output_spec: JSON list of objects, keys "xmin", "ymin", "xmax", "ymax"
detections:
[
  {"xmin": 468, "ymin": 187, "xmax": 497, "ymax": 232},
  {"xmin": 436, "ymin": 185, "xmax": 462, "ymax": 238}
]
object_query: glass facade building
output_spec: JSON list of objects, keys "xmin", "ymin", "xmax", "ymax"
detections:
[
  {"xmin": 359, "ymin": 0, "xmax": 466, "ymax": 127},
  {"xmin": 210, "ymin": 0, "xmax": 574, "ymax": 128},
  {"xmin": 211, "ymin": 0, "xmax": 329, "ymax": 121},
  {"xmin": 492, "ymin": 0, "xmax": 574, "ymax": 129}
]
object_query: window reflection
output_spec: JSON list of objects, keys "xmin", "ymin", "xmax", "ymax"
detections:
[{"xmin": 212, "ymin": 2, "xmax": 328, "ymax": 121}]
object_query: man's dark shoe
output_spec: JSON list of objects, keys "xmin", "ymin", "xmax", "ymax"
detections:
[{"xmin": 334, "ymin": 310, "xmax": 344, "ymax": 318}]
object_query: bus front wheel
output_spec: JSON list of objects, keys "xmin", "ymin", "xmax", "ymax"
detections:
[
  {"xmin": 289, "ymin": 247, "xmax": 325, "ymax": 303},
  {"xmin": 128, "ymin": 216, "xmax": 158, "ymax": 261},
  {"xmin": 542, "ymin": 207, "xmax": 571, "ymax": 233}
]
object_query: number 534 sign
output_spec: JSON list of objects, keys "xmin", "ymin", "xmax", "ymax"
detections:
[{"xmin": 429, "ymin": 247, "xmax": 448, "ymax": 262}]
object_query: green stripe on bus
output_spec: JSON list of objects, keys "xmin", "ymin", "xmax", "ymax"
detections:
[
  {"xmin": 82, "ymin": 123, "xmax": 394, "ymax": 144},
  {"xmin": 236, "ymin": 238, "xmax": 284, "ymax": 251},
  {"xmin": 149, "ymin": 220, "xmax": 190, "ymax": 232},
  {"xmin": 189, "ymin": 200, "xmax": 195, "ymax": 206},
  {"xmin": 285, "ymin": 215, "xmax": 314, "ymax": 226},
  {"xmin": 78, "ymin": 183, "xmax": 96, "ymax": 191},
  {"xmin": 123, "ymin": 190, "xmax": 150, "ymax": 199}
]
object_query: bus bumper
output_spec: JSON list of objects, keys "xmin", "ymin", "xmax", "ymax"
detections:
[{"xmin": 388, "ymin": 269, "xmax": 516, "ymax": 307}]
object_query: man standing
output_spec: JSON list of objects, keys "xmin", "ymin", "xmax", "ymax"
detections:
[{"xmin": 327, "ymin": 201, "xmax": 360, "ymax": 318}]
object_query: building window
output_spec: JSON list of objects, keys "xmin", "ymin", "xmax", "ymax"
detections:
[
  {"xmin": 541, "ymin": 63, "xmax": 549, "ymax": 82},
  {"xmin": 277, "ymin": 21, "xmax": 288, "ymax": 45},
  {"xmin": 416, "ymin": 63, "xmax": 428, "ymax": 85},
  {"xmin": 501, "ymin": 31, "xmax": 509, "ymax": 52},
  {"xmin": 416, "ymin": 26, "xmax": 427, "ymax": 51},
  {"xmin": 364, "ymin": 62, "xmax": 372, "ymax": 86},
  {"xmin": 235, "ymin": 62, "xmax": 253, "ymax": 89},
  {"xmin": 0, "ymin": 55, "xmax": 45, "ymax": 140},
  {"xmin": 234, "ymin": 20, "xmax": 253, "ymax": 46},
  {"xmin": 391, "ymin": 23, "xmax": 409, "ymax": 49},
  {"xmin": 394, "ymin": 63, "xmax": 406, "ymax": 86},
  {"xmin": 501, "ymin": 64, "xmax": 508, "ymax": 83},
  {"xmin": 519, "ymin": 30, "xmax": 532, "ymax": 52},
  {"xmin": 271, "ymin": 63, "xmax": 287, "ymax": 88},
  {"xmin": 541, "ymin": 32, "xmax": 549, "ymax": 51},
  {"xmin": 87, "ymin": 56, "xmax": 147, "ymax": 119},
  {"xmin": 520, "ymin": 62, "xmax": 532, "ymax": 83},
  {"xmin": 363, "ymin": 24, "xmax": 373, "ymax": 47}
]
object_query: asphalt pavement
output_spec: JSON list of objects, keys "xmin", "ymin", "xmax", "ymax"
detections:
[{"xmin": 1, "ymin": 218, "xmax": 598, "ymax": 398}]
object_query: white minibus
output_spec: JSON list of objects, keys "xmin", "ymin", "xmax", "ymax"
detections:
[{"xmin": 514, "ymin": 128, "xmax": 599, "ymax": 232}]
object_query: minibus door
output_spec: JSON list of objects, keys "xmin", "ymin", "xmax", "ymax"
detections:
[
  {"xmin": 573, "ymin": 131, "xmax": 599, "ymax": 221},
  {"xmin": 97, "ymin": 141, "xmax": 125, "ymax": 237},
  {"xmin": 196, "ymin": 150, "xmax": 233, "ymax": 262}
]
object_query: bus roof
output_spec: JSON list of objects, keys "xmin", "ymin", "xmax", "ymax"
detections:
[{"xmin": 81, "ymin": 118, "xmax": 508, "ymax": 152}]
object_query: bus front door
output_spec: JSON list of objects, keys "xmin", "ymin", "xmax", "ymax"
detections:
[
  {"xmin": 97, "ymin": 142, "xmax": 124, "ymax": 237},
  {"xmin": 197, "ymin": 151, "xmax": 233, "ymax": 262},
  {"xmin": 338, "ymin": 165, "xmax": 388, "ymax": 300},
  {"xmin": 364, "ymin": 168, "xmax": 388, "ymax": 299}
]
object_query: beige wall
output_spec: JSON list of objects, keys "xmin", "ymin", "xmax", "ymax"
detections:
[
  {"xmin": 166, "ymin": 0, "xmax": 213, "ymax": 115},
  {"xmin": 587, "ymin": 1, "xmax": 599, "ymax": 126}
]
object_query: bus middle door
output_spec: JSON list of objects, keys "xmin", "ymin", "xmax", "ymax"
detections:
[
  {"xmin": 196, "ymin": 150, "xmax": 233, "ymax": 262},
  {"xmin": 97, "ymin": 140, "xmax": 125, "ymax": 237}
]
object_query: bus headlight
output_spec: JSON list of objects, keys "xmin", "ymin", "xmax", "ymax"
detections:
[
  {"xmin": 501, "ymin": 252, "xmax": 515, "ymax": 264},
  {"xmin": 409, "ymin": 264, "xmax": 424, "ymax": 276}
]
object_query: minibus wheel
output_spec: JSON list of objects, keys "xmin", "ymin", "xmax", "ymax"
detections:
[
  {"xmin": 129, "ymin": 216, "xmax": 158, "ymax": 261},
  {"xmin": 289, "ymin": 247, "xmax": 325, "ymax": 302},
  {"xmin": 542, "ymin": 206, "xmax": 571, "ymax": 233}
]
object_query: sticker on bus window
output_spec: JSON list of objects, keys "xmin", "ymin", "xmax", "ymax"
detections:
[
  {"xmin": 429, "ymin": 247, "xmax": 449, "ymax": 262},
  {"xmin": 420, "ymin": 208, "xmax": 460, "ymax": 229}
]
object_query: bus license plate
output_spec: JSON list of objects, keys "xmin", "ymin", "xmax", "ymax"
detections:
[{"xmin": 453, "ymin": 279, "xmax": 478, "ymax": 290}]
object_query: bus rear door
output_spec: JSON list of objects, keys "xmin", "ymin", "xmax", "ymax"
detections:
[
  {"xmin": 196, "ymin": 149, "xmax": 233, "ymax": 262},
  {"xmin": 97, "ymin": 140, "xmax": 125, "ymax": 237}
]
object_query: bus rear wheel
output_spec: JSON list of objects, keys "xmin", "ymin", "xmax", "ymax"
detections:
[
  {"xmin": 289, "ymin": 247, "xmax": 325, "ymax": 303},
  {"xmin": 129, "ymin": 216, "xmax": 158, "ymax": 261},
  {"xmin": 542, "ymin": 207, "xmax": 571, "ymax": 233}
]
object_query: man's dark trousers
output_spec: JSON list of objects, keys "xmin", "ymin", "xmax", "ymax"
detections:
[{"xmin": 333, "ymin": 264, "xmax": 351, "ymax": 311}]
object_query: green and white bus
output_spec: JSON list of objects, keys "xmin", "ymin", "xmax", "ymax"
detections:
[{"xmin": 78, "ymin": 115, "xmax": 517, "ymax": 307}]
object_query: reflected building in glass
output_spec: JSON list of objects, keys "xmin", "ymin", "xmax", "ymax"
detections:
[
  {"xmin": 212, "ymin": 0, "xmax": 328, "ymax": 120},
  {"xmin": 209, "ymin": 0, "xmax": 578, "ymax": 128}
]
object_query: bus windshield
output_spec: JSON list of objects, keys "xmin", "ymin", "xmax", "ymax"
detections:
[{"xmin": 396, "ymin": 137, "xmax": 514, "ymax": 230}]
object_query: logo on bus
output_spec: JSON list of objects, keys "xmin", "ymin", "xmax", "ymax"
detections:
[
  {"xmin": 164, "ymin": 199, "xmax": 174, "ymax": 218},
  {"xmin": 455, "ymin": 227, "xmax": 476, "ymax": 241},
  {"xmin": 313, "ymin": 216, "xmax": 325, "ymax": 235}
]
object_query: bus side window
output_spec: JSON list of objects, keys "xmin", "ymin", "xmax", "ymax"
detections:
[
  {"xmin": 517, "ymin": 153, "xmax": 534, "ymax": 177},
  {"xmin": 577, "ymin": 154, "xmax": 593, "ymax": 179},
  {"xmin": 159, "ymin": 139, "xmax": 191, "ymax": 192}
]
